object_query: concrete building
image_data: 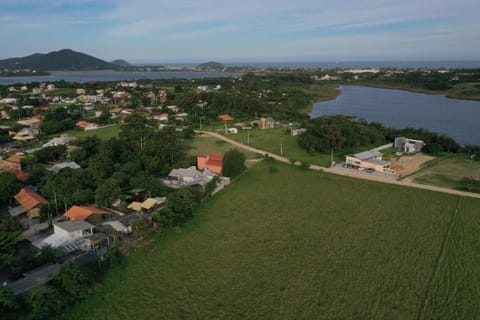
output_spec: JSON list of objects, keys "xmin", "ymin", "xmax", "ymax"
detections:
[
  {"xmin": 394, "ymin": 137, "xmax": 426, "ymax": 154},
  {"xmin": 345, "ymin": 150, "xmax": 395, "ymax": 174}
]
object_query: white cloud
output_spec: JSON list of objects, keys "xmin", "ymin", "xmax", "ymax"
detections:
[{"xmin": 1, "ymin": 0, "xmax": 480, "ymax": 60}]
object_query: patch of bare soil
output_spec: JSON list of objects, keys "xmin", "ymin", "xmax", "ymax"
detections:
[{"xmin": 390, "ymin": 153, "xmax": 435, "ymax": 177}]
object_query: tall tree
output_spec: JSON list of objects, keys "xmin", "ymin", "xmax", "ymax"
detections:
[
  {"xmin": 120, "ymin": 113, "xmax": 154, "ymax": 152},
  {"xmin": 222, "ymin": 149, "xmax": 246, "ymax": 178},
  {"xmin": 95, "ymin": 179, "xmax": 122, "ymax": 207},
  {"xmin": 0, "ymin": 230, "xmax": 23, "ymax": 268},
  {"xmin": 0, "ymin": 172, "xmax": 20, "ymax": 203}
]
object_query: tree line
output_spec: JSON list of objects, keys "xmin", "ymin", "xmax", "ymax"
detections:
[{"xmin": 298, "ymin": 115, "xmax": 467, "ymax": 156}]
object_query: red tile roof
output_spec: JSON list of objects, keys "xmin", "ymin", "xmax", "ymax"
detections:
[
  {"xmin": 197, "ymin": 154, "xmax": 223, "ymax": 175},
  {"xmin": 14, "ymin": 171, "xmax": 31, "ymax": 182},
  {"xmin": 6, "ymin": 154, "xmax": 23, "ymax": 163},
  {"xmin": 64, "ymin": 206, "xmax": 109, "ymax": 221},
  {"xmin": 76, "ymin": 121, "xmax": 90, "ymax": 128},
  {"xmin": 208, "ymin": 153, "xmax": 223, "ymax": 161},
  {"xmin": 14, "ymin": 188, "xmax": 48, "ymax": 210},
  {"xmin": 218, "ymin": 114, "xmax": 234, "ymax": 121}
]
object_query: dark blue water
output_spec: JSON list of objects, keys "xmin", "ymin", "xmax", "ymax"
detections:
[
  {"xmin": 310, "ymin": 86, "xmax": 480, "ymax": 146},
  {"xmin": 0, "ymin": 70, "xmax": 242, "ymax": 85}
]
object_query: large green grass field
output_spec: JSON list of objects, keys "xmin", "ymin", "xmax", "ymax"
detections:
[
  {"xmin": 225, "ymin": 128, "xmax": 370, "ymax": 167},
  {"xmin": 189, "ymin": 134, "xmax": 257, "ymax": 159},
  {"xmin": 60, "ymin": 125, "xmax": 121, "ymax": 141},
  {"xmin": 64, "ymin": 161, "xmax": 480, "ymax": 319},
  {"xmin": 413, "ymin": 156, "xmax": 480, "ymax": 191}
]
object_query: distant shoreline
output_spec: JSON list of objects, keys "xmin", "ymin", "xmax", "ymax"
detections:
[
  {"xmin": 347, "ymin": 82, "xmax": 480, "ymax": 102},
  {"xmin": 0, "ymin": 71, "xmax": 50, "ymax": 77},
  {"xmin": 309, "ymin": 82, "xmax": 480, "ymax": 116}
]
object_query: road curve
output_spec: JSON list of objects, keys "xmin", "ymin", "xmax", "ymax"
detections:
[
  {"xmin": 202, "ymin": 131, "xmax": 292, "ymax": 164},
  {"xmin": 201, "ymin": 131, "xmax": 480, "ymax": 200}
]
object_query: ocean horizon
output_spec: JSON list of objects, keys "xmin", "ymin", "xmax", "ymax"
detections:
[{"xmin": 133, "ymin": 60, "xmax": 480, "ymax": 69}]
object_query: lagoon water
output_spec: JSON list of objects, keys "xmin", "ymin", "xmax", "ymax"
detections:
[
  {"xmin": 0, "ymin": 70, "xmax": 241, "ymax": 85},
  {"xmin": 310, "ymin": 86, "xmax": 480, "ymax": 146}
]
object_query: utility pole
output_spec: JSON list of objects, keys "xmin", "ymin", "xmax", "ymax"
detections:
[
  {"xmin": 330, "ymin": 148, "xmax": 334, "ymax": 167},
  {"xmin": 280, "ymin": 138, "xmax": 283, "ymax": 156},
  {"xmin": 199, "ymin": 116, "xmax": 202, "ymax": 130},
  {"xmin": 53, "ymin": 188, "xmax": 58, "ymax": 216}
]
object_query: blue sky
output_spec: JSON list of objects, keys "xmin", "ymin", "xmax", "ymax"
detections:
[{"xmin": 1, "ymin": 0, "xmax": 479, "ymax": 62}]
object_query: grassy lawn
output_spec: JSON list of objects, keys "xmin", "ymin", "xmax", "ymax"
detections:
[
  {"xmin": 413, "ymin": 156, "xmax": 480, "ymax": 191},
  {"xmin": 188, "ymin": 134, "xmax": 257, "ymax": 160},
  {"xmin": 60, "ymin": 125, "xmax": 121, "ymax": 141},
  {"xmin": 447, "ymin": 82, "xmax": 480, "ymax": 100},
  {"xmin": 226, "ymin": 128, "xmax": 332, "ymax": 166},
  {"xmin": 278, "ymin": 82, "xmax": 341, "ymax": 112},
  {"xmin": 420, "ymin": 197, "xmax": 480, "ymax": 319},
  {"xmin": 64, "ymin": 161, "xmax": 480, "ymax": 320},
  {"xmin": 48, "ymin": 88, "xmax": 77, "ymax": 97},
  {"xmin": 225, "ymin": 127, "xmax": 374, "ymax": 167}
]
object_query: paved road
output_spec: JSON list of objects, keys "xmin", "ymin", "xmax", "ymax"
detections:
[{"xmin": 202, "ymin": 131, "xmax": 480, "ymax": 200}]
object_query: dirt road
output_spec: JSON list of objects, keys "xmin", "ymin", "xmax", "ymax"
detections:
[
  {"xmin": 202, "ymin": 131, "xmax": 292, "ymax": 165},
  {"xmin": 202, "ymin": 131, "xmax": 480, "ymax": 200}
]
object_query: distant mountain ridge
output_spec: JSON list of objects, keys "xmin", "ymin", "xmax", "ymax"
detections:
[
  {"xmin": 111, "ymin": 59, "xmax": 132, "ymax": 68},
  {"xmin": 197, "ymin": 61, "xmax": 224, "ymax": 69},
  {"xmin": 0, "ymin": 49, "xmax": 121, "ymax": 71}
]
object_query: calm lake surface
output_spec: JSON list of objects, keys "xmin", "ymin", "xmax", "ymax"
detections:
[
  {"xmin": 310, "ymin": 86, "xmax": 480, "ymax": 146},
  {"xmin": 0, "ymin": 70, "xmax": 242, "ymax": 85}
]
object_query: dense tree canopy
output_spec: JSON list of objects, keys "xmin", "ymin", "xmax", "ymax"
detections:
[
  {"xmin": 0, "ymin": 172, "xmax": 20, "ymax": 203},
  {"xmin": 298, "ymin": 115, "xmax": 462, "ymax": 155},
  {"xmin": 222, "ymin": 149, "xmax": 246, "ymax": 178}
]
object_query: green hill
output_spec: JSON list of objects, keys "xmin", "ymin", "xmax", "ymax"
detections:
[
  {"xmin": 197, "ymin": 61, "xmax": 225, "ymax": 69},
  {"xmin": 111, "ymin": 59, "xmax": 132, "ymax": 68},
  {"xmin": 0, "ymin": 49, "xmax": 117, "ymax": 71}
]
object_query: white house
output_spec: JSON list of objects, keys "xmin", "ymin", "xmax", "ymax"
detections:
[
  {"xmin": 35, "ymin": 220, "xmax": 94, "ymax": 252},
  {"xmin": 47, "ymin": 161, "xmax": 81, "ymax": 174},
  {"xmin": 291, "ymin": 128, "xmax": 307, "ymax": 136},
  {"xmin": 394, "ymin": 137, "xmax": 426, "ymax": 154},
  {"xmin": 166, "ymin": 167, "xmax": 215, "ymax": 185},
  {"xmin": 0, "ymin": 98, "xmax": 18, "ymax": 104},
  {"xmin": 167, "ymin": 166, "xmax": 201, "ymax": 184},
  {"xmin": 42, "ymin": 135, "xmax": 77, "ymax": 148}
]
